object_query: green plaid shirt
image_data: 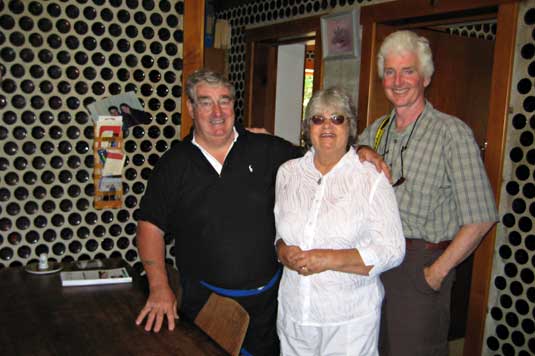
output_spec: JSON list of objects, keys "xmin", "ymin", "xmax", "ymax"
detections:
[{"xmin": 358, "ymin": 101, "xmax": 498, "ymax": 243}]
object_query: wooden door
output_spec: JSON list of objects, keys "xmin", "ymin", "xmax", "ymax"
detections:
[{"xmin": 424, "ymin": 29, "xmax": 494, "ymax": 150}]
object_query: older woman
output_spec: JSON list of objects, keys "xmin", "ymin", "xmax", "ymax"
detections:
[{"xmin": 274, "ymin": 87, "xmax": 405, "ymax": 355}]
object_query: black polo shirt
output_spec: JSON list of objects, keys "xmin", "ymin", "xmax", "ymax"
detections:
[{"xmin": 138, "ymin": 125, "xmax": 302, "ymax": 289}]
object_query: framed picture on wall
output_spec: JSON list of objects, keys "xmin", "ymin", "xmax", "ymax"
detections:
[{"xmin": 321, "ymin": 9, "xmax": 360, "ymax": 60}]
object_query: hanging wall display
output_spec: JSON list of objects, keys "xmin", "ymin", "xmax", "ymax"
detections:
[
  {"xmin": 88, "ymin": 92, "xmax": 149, "ymax": 209},
  {"xmin": 93, "ymin": 115, "xmax": 124, "ymax": 209},
  {"xmin": 321, "ymin": 9, "xmax": 361, "ymax": 60}
]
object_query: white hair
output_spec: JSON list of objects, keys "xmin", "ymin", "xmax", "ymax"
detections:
[{"xmin": 377, "ymin": 30, "xmax": 434, "ymax": 80}]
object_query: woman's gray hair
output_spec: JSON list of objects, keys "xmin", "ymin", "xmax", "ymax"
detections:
[
  {"xmin": 377, "ymin": 30, "xmax": 434, "ymax": 81},
  {"xmin": 185, "ymin": 68, "xmax": 235, "ymax": 103},
  {"xmin": 302, "ymin": 87, "xmax": 357, "ymax": 149}
]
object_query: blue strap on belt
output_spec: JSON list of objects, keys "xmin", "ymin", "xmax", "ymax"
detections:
[
  {"xmin": 200, "ymin": 267, "xmax": 282, "ymax": 298},
  {"xmin": 240, "ymin": 347, "xmax": 253, "ymax": 356}
]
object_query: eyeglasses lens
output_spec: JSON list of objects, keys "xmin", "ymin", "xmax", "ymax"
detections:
[{"xmin": 310, "ymin": 115, "xmax": 345, "ymax": 125}]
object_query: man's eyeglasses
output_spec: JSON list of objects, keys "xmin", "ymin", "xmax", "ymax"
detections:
[
  {"xmin": 195, "ymin": 97, "xmax": 233, "ymax": 112},
  {"xmin": 383, "ymin": 145, "xmax": 407, "ymax": 187},
  {"xmin": 309, "ymin": 114, "xmax": 346, "ymax": 126},
  {"xmin": 391, "ymin": 147, "xmax": 407, "ymax": 187},
  {"xmin": 381, "ymin": 113, "xmax": 422, "ymax": 187}
]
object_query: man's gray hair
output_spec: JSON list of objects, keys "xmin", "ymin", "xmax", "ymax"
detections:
[
  {"xmin": 377, "ymin": 30, "xmax": 434, "ymax": 81},
  {"xmin": 302, "ymin": 87, "xmax": 357, "ymax": 149},
  {"xmin": 185, "ymin": 68, "xmax": 235, "ymax": 103}
]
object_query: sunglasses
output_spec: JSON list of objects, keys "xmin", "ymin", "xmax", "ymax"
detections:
[{"xmin": 309, "ymin": 114, "xmax": 346, "ymax": 125}]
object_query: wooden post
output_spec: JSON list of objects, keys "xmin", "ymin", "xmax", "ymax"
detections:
[
  {"xmin": 464, "ymin": 2, "xmax": 518, "ymax": 354},
  {"xmin": 180, "ymin": 0, "xmax": 205, "ymax": 139}
]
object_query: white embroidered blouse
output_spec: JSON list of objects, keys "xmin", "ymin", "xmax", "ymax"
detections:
[{"xmin": 274, "ymin": 149, "xmax": 405, "ymax": 326}]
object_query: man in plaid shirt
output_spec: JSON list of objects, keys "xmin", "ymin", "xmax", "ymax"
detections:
[{"xmin": 358, "ymin": 30, "xmax": 498, "ymax": 356}]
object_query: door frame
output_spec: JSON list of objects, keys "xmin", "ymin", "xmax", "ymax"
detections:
[
  {"xmin": 357, "ymin": 1, "xmax": 518, "ymax": 355},
  {"xmin": 244, "ymin": 16, "xmax": 323, "ymax": 128}
]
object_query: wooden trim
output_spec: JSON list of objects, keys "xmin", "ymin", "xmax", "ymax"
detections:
[
  {"xmin": 360, "ymin": 0, "xmax": 515, "ymax": 24},
  {"xmin": 400, "ymin": 12, "xmax": 496, "ymax": 29},
  {"xmin": 244, "ymin": 38, "xmax": 254, "ymax": 128},
  {"xmin": 356, "ymin": 20, "xmax": 377, "ymax": 133},
  {"xmin": 312, "ymin": 28, "xmax": 323, "ymax": 91},
  {"xmin": 272, "ymin": 35, "xmax": 316, "ymax": 46},
  {"xmin": 464, "ymin": 2, "xmax": 518, "ymax": 356},
  {"xmin": 245, "ymin": 16, "xmax": 322, "ymax": 43},
  {"xmin": 180, "ymin": 0, "xmax": 205, "ymax": 139},
  {"xmin": 265, "ymin": 47, "xmax": 278, "ymax": 132}
]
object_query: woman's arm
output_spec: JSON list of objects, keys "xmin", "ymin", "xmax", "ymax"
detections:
[
  {"xmin": 298, "ymin": 174, "xmax": 404, "ymax": 277},
  {"xmin": 295, "ymin": 248, "xmax": 373, "ymax": 276}
]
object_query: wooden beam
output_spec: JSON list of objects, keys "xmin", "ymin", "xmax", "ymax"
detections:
[
  {"xmin": 180, "ymin": 0, "xmax": 205, "ymax": 139},
  {"xmin": 464, "ymin": 2, "xmax": 518, "ymax": 355},
  {"xmin": 245, "ymin": 15, "xmax": 321, "ymax": 43},
  {"xmin": 360, "ymin": 0, "xmax": 515, "ymax": 24}
]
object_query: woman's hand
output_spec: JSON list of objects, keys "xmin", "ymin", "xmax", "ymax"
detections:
[
  {"xmin": 276, "ymin": 240, "xmax": 305, "ymax": 272},
  {"xmin": 296, "ymin": 250, "xmax": 332, "ymax": 276},
  {"xmin": 296, "ymin": 248, "xmax": 372, "ymax": 276}
]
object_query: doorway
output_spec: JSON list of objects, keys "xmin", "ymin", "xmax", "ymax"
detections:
[
  {"xmin": 357, "ymin": 1, "xmax": 518, "ymax": 355},
  {"xmin": 245, "ymin": 15, "xmax": 323, "ymax": 143}
]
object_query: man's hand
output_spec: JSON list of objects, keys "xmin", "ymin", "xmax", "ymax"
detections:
[
  {"xmin": 356, "ymin": 145, "xmax": 392, "ymax": 182},
  {"xmin": 423, "ymin": 266, "xmax": 442, "ymax": 291},
  {"xmin": 423, "ymin": 222, "xmax": 496, "ymax": 292},
  {"xmin": 135, "ymin": 285, "xmax": 179, "ymax": 332}
]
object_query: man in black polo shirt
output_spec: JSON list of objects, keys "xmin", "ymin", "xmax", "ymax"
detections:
[{"xmin": 135, "ymin": 69, "xmax": 302, "ymax": 356}]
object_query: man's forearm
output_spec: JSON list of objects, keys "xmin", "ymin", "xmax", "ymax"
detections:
[
  {"xmin": 429, "ymin": 221, "xmax": 495, "ymax": 282},
  {"xmin": 136, "ymin": 221, "xmax": 170, "ymax": 290}
]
